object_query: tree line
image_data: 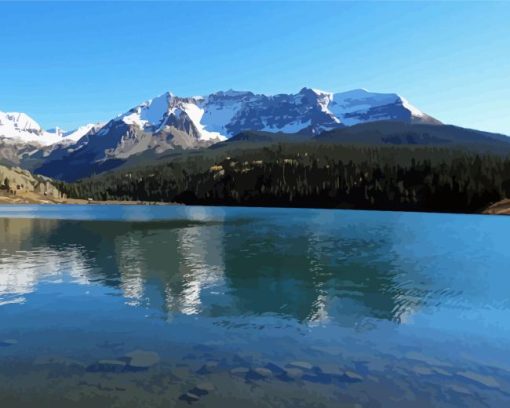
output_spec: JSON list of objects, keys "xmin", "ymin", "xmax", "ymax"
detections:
[{"xmin": 56, "ymin": 143, "xmax": 510, "ymax": 213}]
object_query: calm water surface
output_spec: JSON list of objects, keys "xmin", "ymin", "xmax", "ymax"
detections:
[{"xmin": 0, "ymin": 205, "xmax": 509, "ymax": 407}]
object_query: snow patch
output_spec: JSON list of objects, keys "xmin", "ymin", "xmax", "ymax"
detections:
[
  {"xmin": 401, "ymin": 97, "xmax": 425, "ymax": 118},
  {"xmin": 328, "ymin": 89, "xmax": 422, "ymax": 126},
  {"xmin": 199, "ymin": 97, "xmax": 244, "ymax": 137},
  {"xmin": 179, "ymin": 103, "xmax": 227, "ymax": 141},
  {"xmin": 63, "ymin": 124, "xmax": 101, "ymax": 142}
]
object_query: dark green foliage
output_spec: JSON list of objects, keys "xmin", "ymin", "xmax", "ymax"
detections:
[
  {"xmin": 57, "ymin": 143, "xmax": 510, "ymax": 213},
  {"xmin": 1, "ymin": 178, "xmax": 9, "ymax": 191}
]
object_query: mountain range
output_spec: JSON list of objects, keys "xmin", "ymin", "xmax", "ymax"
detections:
[{"xmin": 1, "ymin": 87, "xmax": 508, "ymax": 181}]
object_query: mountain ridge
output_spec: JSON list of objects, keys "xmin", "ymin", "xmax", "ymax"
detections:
[
  {"xmin": 0, "ymin": 87, "xmax": 439, "ymax": 146},
  {"xmin": 2, "ymin": 87, "xmax": 508, "ymax": 182}
]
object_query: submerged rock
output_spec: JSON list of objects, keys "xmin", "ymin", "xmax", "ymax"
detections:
[
  {"xmin": 0, "ymin": 339, "xmax": 18, "ymax": 347},
  {"xmin": 287, "ymin": 361, "xmax": 313, "ymax": 371},
  {"xmin": 317, "ymin": 365, "xmax": 345, "ymax": 379},
  {"xmin": 253, "ymin": 367, "xmax": 272, "ymax": 377},
  {"xmin": 309, "ymin": 345, "xmax": 343, "ymax": 356},
  {"xmin": 448, "ymin": 384, "xmax": 473, "ymax": 395},
  {"xmin": 457, "ymin": 371, "xmax": 500, "ymax": 389},
  {"xmin": 245, "ymin": 367, "xmax": 273, "ymax": 380},
  {"xmin": 301, "ymin": 365, "xmax": 337, "ymax": 384},
  {"xmin": 196, "ymin": 382, "xmax": 215, "ymax": 392},
  {"xmin": 125, "ymin": 350, "xmax": 160, "ymax": 370},
  {"xmin": 172, "ymin": 366, "xmax": 192, "ymax": 380},
  {"xmin": 230, "ymin": 367, "xmax": 250, "ymax": 376},
  {"xmin": 303, "ymin": 372, "xmax": 332, "ymax": 384},
  {"xmin": 179, "ymin": 392, "xmax": 201, "ymax": 403},
  {"xmin": 432, "ymin": 367, "xmax": 452, "ymax": 377},
  {"xmin": 247, "ymin": 367, "xmax": 272, "ymax": 380},
  {"xmin": 413, "ymin": 366, "xmax": 434, "ymax": 376},
  {"xmin": 405, "ymin": 352, "xmax": 450, "ymax": 367},
  {"xmin": 191, "ymin": 382, "xmax": 216, "ymax": 396},
  {"xmin": 283, "ymin": 367, "xmax": 304, "ymax": 380},
  {"xmin": 344, "ymin": 370, "xmax": 363, "ymax": 382},
  {"xmin": 265, "ymin": 362, "xmax": 285, "ymax": 375}
]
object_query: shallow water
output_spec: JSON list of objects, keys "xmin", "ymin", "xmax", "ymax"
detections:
[{"xmin": 0, "ymin": 205, "xmax": 509, "ymax": 407}]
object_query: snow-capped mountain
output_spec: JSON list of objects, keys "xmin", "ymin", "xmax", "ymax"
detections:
[
  {"xmin": 1, "ymin": 88, "xmax": 438, "ymax": 149},
  {"xmin": 327, "ymin": 89, "xmax": 440, "ymax": 126},
  {"xmin": 106, "ymin": 87, "xmax": 438, "ymax": 143},
  {"xmin": 47, "ymin": 124, "xmax": 101, "ymax": 143},
  {"xmin": 1, "ymin": 87, "xmax": 442, "ymax": 180},
  {"xmin": 0, "ymin": 112, "xmax": 61, "ymax": 145},
  {"xmin": 0, "ymin": 111, "xmax": 101, "ymax": 146}
]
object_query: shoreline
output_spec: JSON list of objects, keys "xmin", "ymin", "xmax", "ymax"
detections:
[
  {"xmin": 0, "ymin": 192, "xmax": 179, "ymax": 206},
  {"xmin": 2, "ymin": 191, "xmax": 510, "ymax": 215}
]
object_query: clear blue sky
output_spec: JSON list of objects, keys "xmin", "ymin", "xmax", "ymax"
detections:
[{"xmin": 1, "ymin": 1, "xmax": 509, "ymax": 134}]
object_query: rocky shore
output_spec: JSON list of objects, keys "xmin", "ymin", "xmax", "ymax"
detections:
[{"xmin": 483, "ymin": 199, "xmax": 510, "ymax": 215}]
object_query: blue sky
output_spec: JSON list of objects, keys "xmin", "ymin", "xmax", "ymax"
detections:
[{"xmin": 1, "ymin": 1, "xmax": 509, "ymax": 134}]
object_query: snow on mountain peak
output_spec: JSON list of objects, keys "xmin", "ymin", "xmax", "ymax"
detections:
[
  {"xmin": 108, "ymin": 87, "xmax": 437, "ymax": 143},
  {"xmin": 63, "ymin": 123, "xmax": 104, "ymax": 142},
  {"xmin": 400, "ymin": 96, "xmax": 425, "ymax": 118},
  {"xmin": 0, "ymin": 111, "xmax": 63, "ymax": 145},
  {"xmin": 117, "ymin": 91, "xmax": 231, "ymax": 141},
  {"xmin": 328, "ymin": 89, "xmax": 429, "ymax": 126},
  {"xmin": 299, "ymin": 87, "xmax": 332, "ymax": 97},
  {"xmin": 120, "ymin": 92, "xmax": 172, "ymax": 130},
  {"xmin": 1, "ymin": 87, "xmax": 438, "ymax": 153},
  {"xmin": 0, "ymin": 109, "xmax": 105, "ymax": 147},
  {"xmin": 1, "ymin": 112, "xmax": 42, "ymax": 134}
]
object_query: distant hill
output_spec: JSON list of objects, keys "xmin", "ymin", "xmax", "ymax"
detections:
[
  {"xmin": 314, "ymin": 121, "xmax": 510, "ymax": 154},
  {"xmin": 0, "ymin": 164, "xmax": 61, "ymax": 202}
]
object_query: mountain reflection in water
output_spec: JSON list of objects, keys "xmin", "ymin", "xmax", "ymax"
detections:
[{"xmin": 0, "ymin": 216, "xmax": 417, "ymax": 324}]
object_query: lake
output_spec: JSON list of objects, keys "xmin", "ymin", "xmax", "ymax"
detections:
[{"xmin": 0, "ymin": 205, "xmax": 509, "ymax": 407}]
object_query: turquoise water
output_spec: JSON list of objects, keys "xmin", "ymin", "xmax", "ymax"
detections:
[{"xmin": 0, "ymin": 205, "xmax": 509, "ymax": 407}]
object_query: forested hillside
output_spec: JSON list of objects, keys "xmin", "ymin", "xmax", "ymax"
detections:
[{"xmin": 57, "ymin": 143, "xmax": 510, "ymax": 213}]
